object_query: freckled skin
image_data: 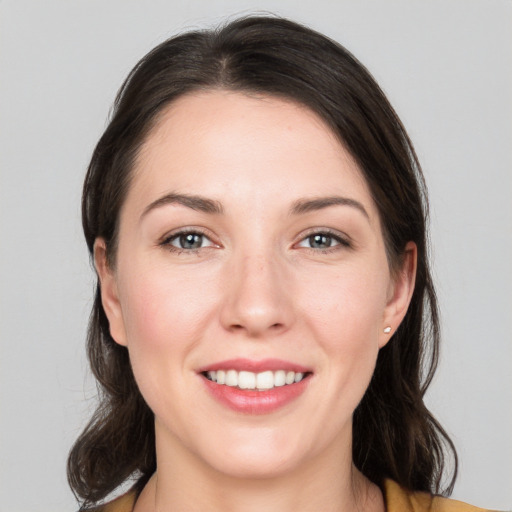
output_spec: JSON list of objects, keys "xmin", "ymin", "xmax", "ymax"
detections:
[{"xmin": 96, "ymin": 91, "xmax": 416, "ymax": 511}]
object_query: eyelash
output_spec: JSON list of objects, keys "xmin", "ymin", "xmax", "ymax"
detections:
[
  {"xmin": 159, "ymin": 228, "xmax": 352, "ymax": 254},
  {"xmin": 296, "ymin": 229, "xmax": 352, "ymax": 253},
  {"xmin": 159, "ymin": 228, "xmax": 215, "ymax": 255}
]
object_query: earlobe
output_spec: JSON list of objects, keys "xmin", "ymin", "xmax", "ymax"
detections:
[
  {"xmin": 93, "ymin": 238, "xmax": 127, "ymax": 346},
  {"xmin": 379, "ymin": 241, "xmax": 417, "ymax": 347}
]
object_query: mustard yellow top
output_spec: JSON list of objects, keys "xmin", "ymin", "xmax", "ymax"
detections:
[{"xmin": 99, "ymin": 479, "xmax": 490, "ymax": 511}]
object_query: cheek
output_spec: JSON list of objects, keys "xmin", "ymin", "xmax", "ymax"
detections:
[
  {"xmin": 119, "ymin": 266, "xmax": 214, "ymax": 349},
  {"xmin": 301, "ymin": 264, "xmax": 388, "ymax": 343},
  {"xmin": 299, "ymin": 264, "xmax": 388, "ymax": 395},
  {"xmin": 115, "ymin": 266, "xmax": 221, "ymax": 426},
  {"xmin": 115, "ymin": 265, "xmax": 218, "ymax": 404}
]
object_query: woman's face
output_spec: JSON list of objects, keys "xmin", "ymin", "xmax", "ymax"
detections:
[{"xmin": 96, "ymin": 91, "xmax": 415, "ymax": 479}]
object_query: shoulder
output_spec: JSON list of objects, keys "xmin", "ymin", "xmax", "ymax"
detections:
[
  {"xmin": 383, "ymin": 479, "xmax": 491, "ymax": 512},
  {"xmin": 87, "ymin": 481, "xmax": 492, "ymax": 512},
  {"xmin": 87, "ymin": 492, "xmax": 137, "ymax": 512}
]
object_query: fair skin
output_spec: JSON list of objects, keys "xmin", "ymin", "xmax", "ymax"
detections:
[{"xmin": 95, "ymin": 91, "xmax": 417, "ymax": 512}]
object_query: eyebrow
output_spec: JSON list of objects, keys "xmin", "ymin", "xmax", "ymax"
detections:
[
  {"xmin": 141, "ymin": 192, "xmax": 224, "ymax": 218},
  {"xmin": 141, "ymin": 192, "xmax": 368, "ymax": 220},
  {"xmin": 290, "ymin": 196, "xmax": 369, "ymax": 219}
]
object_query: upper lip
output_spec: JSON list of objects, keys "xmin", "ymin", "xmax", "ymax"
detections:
[{"xmin": 197, "ymin": 358, "xmax": 313, "ymax": 374}]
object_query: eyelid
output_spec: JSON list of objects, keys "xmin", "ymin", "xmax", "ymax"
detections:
[
  {"xmin": 158, "ymin": 226, "xmax": 220, "ymax": 251},
  {"xmin": 294, "ymin": 228, "xmax": 352, "ymax": 251},
  {"xmin": 157, "ymin": 226, "xmax": 352, "ymax": 253}
]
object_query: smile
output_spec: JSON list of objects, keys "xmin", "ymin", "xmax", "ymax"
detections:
[
  {"xmin": 203, "ymin": 369, "xmax": 308, "ymax": 391},
  {"xmin": 198, "ymin": 359, "xmax": 313, "ymax": 414}
]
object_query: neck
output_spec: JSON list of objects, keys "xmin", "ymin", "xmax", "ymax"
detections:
[{"xmin": 135, "ymin": 427, "xmax": 384, "ymax": 512}]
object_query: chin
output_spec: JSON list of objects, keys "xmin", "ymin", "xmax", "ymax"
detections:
[
  {"xmin": 209, "ymin": 450, "xmax": 300, "ymax": 480},
  {"xmin": 194, "ymin": 427, "xmax": 311, "ymax": 480}
]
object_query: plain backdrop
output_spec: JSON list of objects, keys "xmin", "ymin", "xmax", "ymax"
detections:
[{"xmin": 1, "ymin": 1, "xmax": 511, "ymax": 510}]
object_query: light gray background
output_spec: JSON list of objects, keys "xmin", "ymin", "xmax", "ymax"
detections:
[{"xmin": 1, "ymin": 1, "xmax": 511, "ymax": 510}]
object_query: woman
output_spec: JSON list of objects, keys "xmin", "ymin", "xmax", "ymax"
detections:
[{"xmin": 68, "ymin": 15, "xmax": 488, "ymax": 511}]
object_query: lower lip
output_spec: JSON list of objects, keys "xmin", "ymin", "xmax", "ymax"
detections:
[{"xmin": 201, "ymin": 375, "xmax": 311, "ymax": 414}]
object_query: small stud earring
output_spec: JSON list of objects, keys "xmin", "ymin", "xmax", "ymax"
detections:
[{"xmin": 383, "ymin": 326, "xmax": 392, "ymax": 334}]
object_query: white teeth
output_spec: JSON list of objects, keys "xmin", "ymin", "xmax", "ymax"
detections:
[
  {"xmin": 225, "ymin": 370, "xmax": 238, "ymax": 387},
  {"xmin": 205, "ymin": 369, "xmax": 308, "ymax": 390},
  {"xmin": 274, "ymin": 370, "xmax": 286, "ymax": 387},
  {"xmin": 238, "ymin": 371, "xmax": 256, "ymax": 389},
  {"xmin": 256, "ymin": 370, "xmax": 274, "ymax": 390}
]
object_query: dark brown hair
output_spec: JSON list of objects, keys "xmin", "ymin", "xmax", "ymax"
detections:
[{"xmin": 68, "ymin": 15, "xmax": 457, "ymax": 508}]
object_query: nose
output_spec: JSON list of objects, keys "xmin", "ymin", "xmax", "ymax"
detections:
[{"xmin": 219, "ymin": 252, "xmax": 295, "ymax": 338}]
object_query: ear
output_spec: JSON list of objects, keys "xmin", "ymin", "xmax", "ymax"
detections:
[
  {"xmin": 379, "ymin": 241, "xmax": 417, "ymax": 348},
  {"xmin": 94, "ymin": 238, "xmax": 127, "ymax": 346}
]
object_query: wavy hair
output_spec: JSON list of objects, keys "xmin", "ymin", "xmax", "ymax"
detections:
[{"xmin": 68, "ymin": 15, "xmax": 457, "ymax": 508}]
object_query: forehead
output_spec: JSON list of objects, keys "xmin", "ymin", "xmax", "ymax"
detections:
[{"xmin": 126, "ymin": 90, "xmax": 378, "ymax": 222}]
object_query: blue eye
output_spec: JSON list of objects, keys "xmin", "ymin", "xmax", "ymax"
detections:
[
  {"xmin": 297, "ymin": 231, "xmax": 349, "ymax": 250},
  {"xmin": 163, "ymin": 231, "xmax": 214, "ymax": 251},
  {"xmin": 307, "ymin": 233, "xmax": 338, "ymax": 249}
]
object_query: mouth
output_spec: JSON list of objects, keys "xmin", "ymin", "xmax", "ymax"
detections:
[
  {"xmin": 198, "ymin": 359, "xmax": 313, "ymax": 414},
  {"xmin": 202, "ymin": 369, "xmax": 311, "ymax": 391}
]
